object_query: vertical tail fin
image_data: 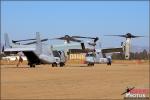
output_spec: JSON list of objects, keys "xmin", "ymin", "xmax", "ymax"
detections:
[
  {"xmin": 4, "ymin": 33, "xmax": 11, "ymax": 48},
  {"xmin": 36, "ymin": 32, "xmax": 42, "ymax": 55}
]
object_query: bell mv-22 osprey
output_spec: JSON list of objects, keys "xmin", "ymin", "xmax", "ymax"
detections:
[
  {"xmin": 3, "ymin": 32, "xmax": 67, "ymax": 67},
  {"xmin": 85, "ymin": 33, "xmax": 144, "ymax": 66},
  {"xmin": 54, "ymin": 33, "xmax": 144, "ymax": 66},
  {"xmin": 3, "ymin": 33, "xmax": 95, "ymax": 67},
  {"xmin": 105, "ymin": 33, "xmax": 144, "ymax": 59},
  {"xmin": 47, "ymin": 35, "xmax": 123, "ymax": 66}
]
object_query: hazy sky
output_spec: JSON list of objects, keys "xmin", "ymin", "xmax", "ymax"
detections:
[{"xmin": 1, "ymin": 1, "xmax": 149, "ymax": 48}]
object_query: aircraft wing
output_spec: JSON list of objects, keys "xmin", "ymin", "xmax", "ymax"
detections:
[
  {"xmin": 101, "ymin": 47, "xmax": 123, "ymax": 53},
  {"xmin": 4, "ymin": 48, "xmax": 36, "ymax": 52},
  {"xmin": 53, "ymin": 43, "xmax": 82, "ymax": 50}
]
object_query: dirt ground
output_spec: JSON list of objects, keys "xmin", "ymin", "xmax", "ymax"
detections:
[{"xmin": 1, "ymin": 62, "xmax": 149, "ymax": 99}]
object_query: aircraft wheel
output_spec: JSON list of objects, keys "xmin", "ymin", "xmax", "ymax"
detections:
[
  {"xmin": 52, "ymin": 63, "xmax": 57, "ymax": 67},
  {"xmin": 88, "ymin": 63, "xmax": 94, "ymax": 66},
  {"xmin": 107, "ymin": 62, "xmax": 111, "ymax": 66},
  {"xmin": 52, "ymin": 63, "xmax": 55, "ymax": 67},
  {"xmin": 87, "ymin": 63, "xmax": 91, "ymax": 66},
  {"xmin": 32, "ymin": 64, "xmax": 35, "ymax": 68},
  {"xmin": 30, "ymin": 64, "xmax": 35, "ymax": 68},
  {"xmin": 60, "ymin": 63, "xmax": 63, "ymax": 67},
  {"xmin": 60, "ymin": 62, "xmax": 64, "ymax": 67}
]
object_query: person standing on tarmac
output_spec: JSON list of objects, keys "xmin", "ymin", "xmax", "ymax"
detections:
[
  {"xmin": 16, "ymin": 52, "xmax": 23, "ymax": 67},
  {"xmin": 107, "ymin": 56, "xmax": 112, "ymax": 66}
]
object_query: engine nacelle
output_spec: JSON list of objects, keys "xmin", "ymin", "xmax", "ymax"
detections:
[{"xmin": 124, "ymin": 38, "xmax": 131, "ymax": 59}]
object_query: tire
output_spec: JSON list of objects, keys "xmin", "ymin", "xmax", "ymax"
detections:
[
  {"xmin": 32, "ymin": 64, "xmax": 35, "ymax": 68},
  {"xmin": 60, "ymin": 62, "xmax": 64, "ymax": 67},
  {"xmin": 52, "ymin": 63, "xmax": 57, "ymax": 67},
  {"xmin": 92, "ymin": 63, "xmax": 94, "ymax": 66},
  {"xmin": 30, "ymin": 64, "xmax": 35, "ymax": 68},
  {"xmin": 30, "ymin": 64, "xmax": 32, "ymax": 68},
  {"xmin": 109, "ymin": 63, "xmax": 111, "ymax": 66},
  {"xmin": 52, "ymin": 63, "xmax": 54, "ymax": 67},
  {"xmin": 88, "ymin": 63, "xmax": 93, "ymax": 66}
]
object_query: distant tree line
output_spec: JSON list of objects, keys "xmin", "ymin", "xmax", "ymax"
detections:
[{"xmin": 111, "ymin": 49, "xmax": 149, "ymax": 60}]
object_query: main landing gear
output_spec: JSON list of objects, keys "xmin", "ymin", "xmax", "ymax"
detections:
[
  {"xmin": 28, "ymin": 63, "xmax": 35, "ymax": 68},
  {"xmin": 87, "ymin": 63, "xmax": 94, "ymax": 66},
  {"xmin": 52, "ymin": 62, "xmax": 65, "ymax": 67}
]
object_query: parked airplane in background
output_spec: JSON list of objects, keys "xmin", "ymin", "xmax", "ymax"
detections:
[
  {"xmin": 105, "ymin": 33, "xmax": 144, "ymax": 59},
  {"xmin": 84, "ymin": 33, "xmax": 144, "ymax": 66},
  {"xmin": 3, "ymin": 32, "xmax": 66, "ymax": 67}
]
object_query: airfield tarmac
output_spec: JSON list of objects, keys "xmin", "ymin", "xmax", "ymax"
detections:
[{"xmin": 1, "ymin": 62, "xmax": 149, "ymax": 99}]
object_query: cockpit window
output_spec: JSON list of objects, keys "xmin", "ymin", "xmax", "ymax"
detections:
[
  {"xmin": 53, "ymin": 51, "xmax": 60, "ymax": 57},
  {"xmin": 86, "ymin": 53, "xmax": 95, "ymax": 57}
]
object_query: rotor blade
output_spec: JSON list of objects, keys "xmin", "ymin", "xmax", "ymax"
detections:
[
  {"xmin": 55, "ymin": 37, "xmax": 66, "ymax": 40},
  {"xmin": 105, "ymin": 34, "xmax": 144, "ymax": 38},
  {"xmin": 94, "ymin": 37, "xmax": 99, "ymax": 42},
  {"xmin": 12, "ymin": 39, "xmax": 36, "ymax": 43},
  {"xmin": 54, "ymin": 37, "xmax": 81, "ymax": 43},
  {"xmin": 72, "ymin": 36, "xmax": 99, "ymax": 43},
  {"xmin": 54, "ymin": 36, "xmax": 71, "ymax": 41},
  {"xmin": 41, "ymin": 38, "xmax": 49, "ymax": 41},
  {"xmin": 104, "ymin": 35, "xmax": 126, "ymax": 37},
  {"xmin": 23, "ymin": 38, "xmax": 48, "ymax": 45},
  {"xmin": 131, "ymin": 35, "xmax": 144, "ymax": 38},
  {"xmin": 72, "ymin": 36, "xmax": 93, "ymax": 39},
  {"xmin": 72, "ymin": 36, "xmax": 97, "ymax": 39},
  {"xmin": 24, "ymin": 41, "xmax": 40, "ymax": 45}
]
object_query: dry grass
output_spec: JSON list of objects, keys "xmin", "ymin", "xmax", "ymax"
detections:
[
  {"xmin": 1, "ymin": 60, "xmax": 28, "ymax": 65},
  {"xmin": 1, "ymin": 62, "xmax": 149, "ymax": 99}
]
